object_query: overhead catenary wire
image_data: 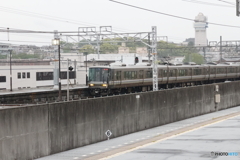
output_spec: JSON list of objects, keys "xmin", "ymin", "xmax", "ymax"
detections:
[
  {"xmin": 0, "ymin": 1, "xmax": 238, "ymax": 34},
  {"xmin": 182, "ymin": 0, "xmax": 234, "ymax": 7},
  {"xmin": 109, "ymin": 0, "xmax": 240, "ymax": 28},
  {"xmin": 0, "ymin": 39, "xmax": 52, "ymax": 44},
  {"xmin": 0, "ymin": 5, "xmax": 134, "ymax": 33},
  {"xmin": 217, "ymin": 0, "xmax": 235, "ymax": 5}
]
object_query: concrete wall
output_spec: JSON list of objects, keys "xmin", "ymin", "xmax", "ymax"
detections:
[{"xmin": 1, "ymin": 81, "xmax": 240, "ymax": 160}]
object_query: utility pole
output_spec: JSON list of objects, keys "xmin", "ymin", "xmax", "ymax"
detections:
[
  {"xmin": 203, "ymin": 47, "xmax": 206, "ymax": 64},
  {"xmin": 152, "ymin": 26, "xmax": 158, "ymax": 91},
  {"xmin": 84, "ymin": 52, "xmax": 88, "ymax": 85},
  {"xmin": 97, "ymin": 34, "xmax": 100, "ymax": 59},
  {"xmin": 237, "ymin": 0, "xmax": 240, "ymax": 16},
  {"xmin": 9, "ymin": 50, "xmax": 12, "ymax": 91},
  {"xmin": 74, "ymin": 59, "xmax": 76, "ymax": 85},
  {"xmin": 67, "ymin": 59, "xmax": 69, "ymax": 101},
  {"xmin": 53, "ymin": 30, "xmax": 59, "ymax": 90},
  {"xmin": 148, "ymin": 33, "xmax": 151, "ymax": 63},
  {"xmin": 220, "ymin": 36, "xmax": 222, "ymax": 62}
]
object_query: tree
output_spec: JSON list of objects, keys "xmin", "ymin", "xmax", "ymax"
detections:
[
  {"xmin": 183, "ymin": 53, "xmax": 204, "ymax": 64},
  {"xmin": 100, "ymin": 43, "xmax": 118, "ymax": 54},
  {"xmin": 12, "ymin": 53, "xmax": 40, "ymax": 59},
  {"xmin": 0, "ymin": 54, "xmax": 7, "ymax": 59},
  {"xmin": 188, "ymin": 41, "xmax": 194, "ymax": 47},
  {"xmin": 79, "ymin": 45, "xmax": 95, "ymax": 54}
]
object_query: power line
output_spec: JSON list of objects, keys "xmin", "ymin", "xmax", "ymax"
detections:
[
  {"xmin": 0, "ymin": 6, "xmax": 134, "ymax": 33},
  {"xmin": 182, "ymin": 0, "xmax": 234, "ymax": 7},
  {"xmin": 109, "ymin": 0, "xmax": 240, "ymax": 28},
  {"xmin": 217, "ymin": 0, "xmax": 235, "ymax": 5},
  {"xmin": 0, "ymin": 39, "xmax": 51, "ymax": 44}
]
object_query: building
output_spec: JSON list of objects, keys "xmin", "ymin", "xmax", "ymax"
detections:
[
  {"xmin": 194, "ymin": 13, "xmax": 208, "ymax": 46},
  {"xmin": 0, "ymin": 43, "xmax": 11, "ymax": 55},
  {"xmin": 136, "ymin": 47, "xmax": 148, "ymax": 57},
  {"xmin": 118, "ymin": 43, "xmax": 130, "ymax": 53},
  {"xmin": 0, "ymin": 63, "xmax": 76, "ymax": 90}
]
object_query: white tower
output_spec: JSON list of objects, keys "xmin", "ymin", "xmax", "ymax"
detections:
[{"xmin": 194, "ymin": 13, "xmax": 208, "ymax": 46}]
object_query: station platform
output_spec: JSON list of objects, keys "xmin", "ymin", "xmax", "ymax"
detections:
[
  {"xmin": 0, "ymin": 85, "xmax": 88, "ymax": 96},
  {"xmin": 36, "ymin": 106, "xmax": 240, "ymax": 160}
]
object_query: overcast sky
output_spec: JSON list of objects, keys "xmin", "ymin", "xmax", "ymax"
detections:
[{"xmin": 0, "ymin": 0, "xmax": 239, "ymax": 46}]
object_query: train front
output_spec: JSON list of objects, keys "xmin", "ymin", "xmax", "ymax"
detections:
[{"xmin": 88, "ymin": 66, "xmax": 111, "ymax": 96}]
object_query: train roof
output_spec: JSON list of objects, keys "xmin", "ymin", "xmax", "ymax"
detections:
[
  {"xmin": 89, "ymin": 63, "xmax": 240, "ymax": 70},
  {"xmin": 89, "ymin": 64, "xmax": 240, "ymax": 69}
]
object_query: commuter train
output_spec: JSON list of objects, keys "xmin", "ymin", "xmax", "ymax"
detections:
[{"xmin": 88, "ymin": 63, "xmax": 240, "ymax": 96}]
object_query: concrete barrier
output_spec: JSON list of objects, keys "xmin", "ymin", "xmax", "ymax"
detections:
[{"xmin": 1, "ymin": 81, "xmax": 240, "ymax": 160}]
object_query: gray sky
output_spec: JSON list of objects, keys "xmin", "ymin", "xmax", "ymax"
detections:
[{"xmin": 0, "ymin": 0, "xmax": 239, "ymax": 46}]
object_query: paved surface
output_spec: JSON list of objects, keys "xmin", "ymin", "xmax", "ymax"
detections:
[{"xmin": 36, "ymin": 106, "xmax": 240, "ymax": 160}]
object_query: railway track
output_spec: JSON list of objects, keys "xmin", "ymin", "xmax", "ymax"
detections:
[{"xmin": 0, "ymin": 87, "xmax": 90, "ymax": 105}]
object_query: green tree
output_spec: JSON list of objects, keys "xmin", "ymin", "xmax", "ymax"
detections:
[
  {"xmin": 0, "ymin": 54, "xmax": 7, "ymax": 59},
  {"xmin": 183, "ymin": 53, "xmax": 204, "ymax": 64},
  {"xmin": 12, "ymin": 53, "xmax": 40, "ymax": 59},
  {"xmin": 100, "ymin": 43, "xmax": 118, "ymax": 54},
  {"xmin": 188, "ymin": 41, "xmax": 194, "ymax": 47},
  {"xmin": 61, "ymin": 41, "xmax": 74, "ymax": 53},
  {"xmin": 79, "ymin": 45, "xmax": 95, "ymax": 54}
]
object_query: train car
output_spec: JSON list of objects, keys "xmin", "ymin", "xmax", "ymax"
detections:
[{"xmin": 88, "ymin": 63, "xmax": 240, "ymax": 96}]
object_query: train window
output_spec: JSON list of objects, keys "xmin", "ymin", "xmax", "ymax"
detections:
[
  {"xmin": 178, "ymin": 70, "xmax": 182, "ymax": 76},
  {"xmin": 27, "ymin": 72, "xmax": 30, "ymax": 78},
  {"xmin": 199, "ymin": 69, "xmax": 202, "ymax": 75},
  {"xmin": 217, "ymin": 68, "xmax": 224, "ymax": 74},
  {"xmin": 116, "ymin": 71, "xmax": 121, "ymax": 80},
  {"xmin": 163, "ymin": 70, "xmax": 167, "ymax": 77},
  {"xmin": 124, "ymin": 71, "xmax": 137, "ymax": 79},
  {"xmin": 221, "ymin": 68, "xmax": 225, "ymax": 74},
  {"xmin": 89, "ymin": 68, "xmax": 108, "ymax": 82},
  {"xmin": 146, "ymin": 71, "xmax": 152, "ymax": 78},
  {"xmin": 59, "ymin": 72, "xmax": 76, "ymax": 80},
  {"xmin": 178, "ymin": 69, "xmax": 187, "ymax": 76},
  {"xmin": 124, "ymin": 71, "xmax": 129, "ymax": 79},
  {"xmin": 36, "ymin": 72, "xmax": 53, "ymax": 81},
  {"xmin": 131, "ymin": 72, "xmax": 134, "ymax": 79},
  {"xmin": 0, "ymin": 76, "xmax": 6, "ymax": 82},
  {"xmin": 228, "ymin": 68, "xmax": 231, "ymax": 73},
  {"xmin": 158, "ymin": 70, "xmax": 162, "ymax": 77},
  {"xmin": 228, "ymin": 68, "xmax": 235, "ymax": 73},
  {"xmin": 169, "ymin": 70, "xmax": 176, "ymax": 77},
  {"xmin": 210, "ymin": 68, "xmax": 216, "ymax": 74},
  {"xmin": 128, "ymin": 72, "xmax": 131, "ymax": 79},
  {"xmin": 18, "ymin": 72, "xmax": 21, "ymax": 79},
  {"xmin": 206, "ymin": 68, "xmax": 209, "ymax": 74},
  {"xmin": 139, "ymin": 70, "xmax": 144, "ymax": 79},
  {"xmin": 193, "ymin": 69, "xmax": 200, "ymax": 75},
  {"xmin": 22, "ymin": 72, "xmax": 26, "ymax": 78}
]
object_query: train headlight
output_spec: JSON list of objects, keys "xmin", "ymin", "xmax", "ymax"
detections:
[
  {"xmin": 89, "ymin": 84, "xmax": 94, "ymax": 87},
  {"xmin": 102, "ymin": 84, "xmax": 108, "ymax": 87}
]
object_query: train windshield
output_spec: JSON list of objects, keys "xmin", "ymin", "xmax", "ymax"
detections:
[{"xmin": 89, "ymin": 68, "xmax": 110, "ymax": 82}]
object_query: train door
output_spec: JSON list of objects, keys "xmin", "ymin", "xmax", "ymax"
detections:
[
  {"xmin": 139, "ymin": 70, "xmax": 144, "ymax": 84},
  {"xmin": 204, "ymin": 67, "xmax": 208, "ymax": 80},
  {"xmin": 115, "ymin": 71, "xmax": 122, "ymax": 86}
]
